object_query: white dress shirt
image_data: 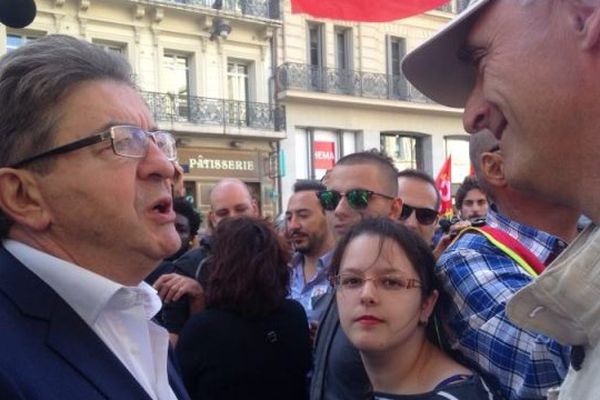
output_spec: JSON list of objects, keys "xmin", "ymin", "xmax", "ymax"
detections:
[{"xmin": 3, "ymin": 239, "xmax": 177, "ymax": 400}]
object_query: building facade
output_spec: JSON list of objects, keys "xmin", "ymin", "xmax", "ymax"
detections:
[
  {"xmin": 1, "ymin": 0, "xmax": 284, "ymax": 218},
  {"xmin": 276, "ymin": 0, "xmax": 471, "ymax": 203}
]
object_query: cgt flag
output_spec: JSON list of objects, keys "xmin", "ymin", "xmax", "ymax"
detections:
[
  {"xmin": 291, "ymin": 0, "xmax": 451, "ymax": 22},
  {"xmin": 435, "ymin": 156, "xmax": 453, "ymax": 217}
]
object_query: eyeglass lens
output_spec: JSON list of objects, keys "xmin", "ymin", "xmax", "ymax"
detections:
[
  {"xmin": 399, "ymin": 205, "xmax": 438, "ymax": 225},
  {"xmin": 318, "ymin": 189, "xmax": 371, "ymax": 211},
  {"xmin": 112, "ymin": 126, "xmax": 177, "ymax": 161}
]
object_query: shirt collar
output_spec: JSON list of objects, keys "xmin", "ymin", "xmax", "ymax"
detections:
[
  {"xmin": 486, "ymin": 205, "xmax": 565, "ymax": 264},
  {"xmin": 291, "ymin": 249, "xmax": 334, "ymax": 270},
  {"xmin": 2, "ymin": 239, "xmax": 161, "ymax": 325}
]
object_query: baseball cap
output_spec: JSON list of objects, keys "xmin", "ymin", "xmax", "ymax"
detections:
[{"xmin": 401, "ymin": 0, "xmax": 493, "ymax": 108}]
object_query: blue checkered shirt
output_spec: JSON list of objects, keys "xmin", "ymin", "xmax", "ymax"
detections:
[{"xmin": 436, "ymin": 207, "xmax": 571, "ymax": 400}]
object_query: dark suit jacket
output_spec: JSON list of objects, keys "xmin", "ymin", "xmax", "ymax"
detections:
[{"xmin": 0, "ymin": 245, "xmax": 190, "ymax": 400}]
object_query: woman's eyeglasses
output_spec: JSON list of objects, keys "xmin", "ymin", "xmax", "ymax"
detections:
[
  {"xmin": 332, "ymin": 273, "xmax": 422, "ymax": 292},
  {"xmin": 316, "ymin": 189, "xmax": 395, "ymax": 211}
]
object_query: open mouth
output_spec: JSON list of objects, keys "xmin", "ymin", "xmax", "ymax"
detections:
[{"xmin": 152, "ymin": 197, "xmax": 172, "ymax": 214}]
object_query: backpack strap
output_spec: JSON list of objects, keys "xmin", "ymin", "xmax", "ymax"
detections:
[{"xmin": 452, "ymin": 226, "xmax": 545, "ymax": 277}]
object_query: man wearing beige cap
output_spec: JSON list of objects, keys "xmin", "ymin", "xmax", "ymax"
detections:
[{"xmin": 403, "ymin": 1, "xmax": 600, "ymax": 399}]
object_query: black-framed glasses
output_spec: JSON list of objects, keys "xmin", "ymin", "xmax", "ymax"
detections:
[
  {"xmin": 9, "ymin": 125, "xmax": 177, "ymax": 168},
  {"xmin": 332, "ymin": 273, "xmax": 422, "ymax": 292},
  {"xmin": 316, "ymin": 189, "xmax": 395, "ymax": 211},
  {"xmin": 399, "ymin": 204, "xmax": 438, "ymax": 225}
]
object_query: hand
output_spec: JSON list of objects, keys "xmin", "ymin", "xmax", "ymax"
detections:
[
  {"xmin": 153, "ymin": 273, "xmax": 203, "ymax": 303},
  {"xmin": 432, "ymin": 220, "xmax": 472, "ymax": 260}
]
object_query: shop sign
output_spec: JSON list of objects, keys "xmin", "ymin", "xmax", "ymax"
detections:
[
  {"xmin": 314, "ymin": 141, "xmax": 336, "ymax": 170},
  {"xmin": 179, "ymin": 149, "xmax": 260, "ymax": 179}
]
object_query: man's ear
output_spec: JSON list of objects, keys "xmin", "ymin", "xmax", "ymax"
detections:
[
  {"xmin": 389, "ymin": 197, "xmax": 403, "ymax": 220},
  {"xmin": 480, "ymin": 152, "xmax": 506, "ymax": 188},
  {"xmin": 0, "ymin": 168, "xmax": 51, "ymax": 232},
  {"xmin": 571, "ymin": 0, "xmax": 600, "ymax": 50}
]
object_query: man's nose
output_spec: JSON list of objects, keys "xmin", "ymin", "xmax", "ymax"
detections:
[{"xmin": 463, "ymin": 78, "xmax": 489, "ymax": 134}]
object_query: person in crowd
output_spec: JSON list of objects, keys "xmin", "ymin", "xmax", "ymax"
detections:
[
  {"xmin": 146, "ymin": 197, "xmax": 202, "ymax": 285},
  {"xmin": 0, "ymin": 35, "xmax": 188, "ymax": 399},
  {"xmin": 396, "ymin": 169, "xmax": 440, "ymax": 246},
  {"xmin": 176, "ymin": 216, "xmax": 312, "ymax": 400},
  {"xmin": 153, "ymin": 178, "xmax": 258, "ymax": 342},
  {"xmin": 332, "ymin": 217, "xmax": 493, "ymax": 399},
  {"xmin": 433, "ymin": 130, "xmax": 578, "ymax": 399},
  {"xmin": 311, "ymin": 151, "xmax": 402, "ymax": 400},
  {"xmin": 286, "ymin": 180, "xmax": 335, "ymax": 325},
  {"xmin": 455, "ymin": 175, "xmax": 489, "ymax": 221},
  {"xmin": 404, "ymin": 2, "xmax": 600, "ymax": 395}
]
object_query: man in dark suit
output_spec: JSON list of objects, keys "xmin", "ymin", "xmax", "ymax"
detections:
[{"xmin": 0, "ymin": 35, "xmax": 189, "ymax": 399}]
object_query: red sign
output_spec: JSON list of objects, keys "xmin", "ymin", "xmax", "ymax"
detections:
[
  {"xmin": 291, "ymin": 0, "xmax": 450, "ymax": 22},
  {"xmin": 314, "ymin": 141, "xmax": 336, "ymax": 170},
  {"xmin": 435, "ymin": 156, "xmax": 453, "ymax": 217}
]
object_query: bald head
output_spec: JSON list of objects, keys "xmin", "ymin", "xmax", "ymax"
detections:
[{"xmin": 209, "ymin": 178, "xmax": 257, "ymax": 227}]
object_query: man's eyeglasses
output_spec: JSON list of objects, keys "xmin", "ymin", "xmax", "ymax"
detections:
[
  {"xmin": 399, "ymin": 204, "xmax": 439, "ymax": 225},
  {"xmin": 332, "ymin": 273, "xmax": 422, "ymax": 292},
  {"xmin": 316, "ymin": 189, "xmax": 395, "ymax": 211},
  {"xmin": 9, "ymin": 125, "xmax": 177, "ymax": 168}
]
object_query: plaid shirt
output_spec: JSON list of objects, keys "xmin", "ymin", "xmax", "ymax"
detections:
[{"xmin": 436, "ymin": 207, "xmax": 571, "ymax": 400}]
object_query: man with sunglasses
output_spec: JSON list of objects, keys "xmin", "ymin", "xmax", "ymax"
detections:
[
  {"xmin": 396, "ymin": 169, "xmax": 440, "ymax": 246},
  {"xmin": 310, "ymin": 151, "xmax": 402, "ymax": 400},
  {"xmin": 434, "ymin": 130, "xmax": 579, "ymax": 400},
  {"xmin": 0, "ymin": 36, "xmax": 188, "ymax": 399}
]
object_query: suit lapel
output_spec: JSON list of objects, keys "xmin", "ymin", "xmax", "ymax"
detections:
[{"xmin": 0, "ymin": 246, "xmax": 151, "ymax": 399}]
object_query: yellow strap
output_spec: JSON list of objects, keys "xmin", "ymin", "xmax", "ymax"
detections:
[{"xmin": 451, "ymin": 227, "xmax": 538, "ymax": 277}]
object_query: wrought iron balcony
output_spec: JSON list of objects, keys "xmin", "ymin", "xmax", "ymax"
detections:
[
  {"xmin": 154, "ymin": 0, "xmax": 280, "ymax": 19},
  {"xmin": 276, "ymin": 62, "xmax": 434, "ymax": 105},
  {"xmin": 142, "ymin": 91, "xmax": 285, "ymax": 131}
]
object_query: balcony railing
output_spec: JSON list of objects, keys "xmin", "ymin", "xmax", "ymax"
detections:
[
  {"xmin": 276, "ymin": 62, "xmax": 434, "ymax": 105},
  {"xmin": 142, "ymin": 91, "xmax": 286, "ymax": 131},
  {"xmin": 154, "ymin": 0, "xmax": 280, "ymax": 19}
]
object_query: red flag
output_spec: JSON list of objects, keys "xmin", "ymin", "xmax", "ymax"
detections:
[
  {"xmin": 291, "ymin": 0, "xmax": 450, "ymax": 22},
  {"xmin": 435, "ymin": 156, "xmax": 453, "ymax": 217}
]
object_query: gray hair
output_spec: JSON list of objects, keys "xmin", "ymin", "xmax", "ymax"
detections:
[
  {"xmin": 0, "ymin": 34, "xmax": 135, "ymax": 169},
  {"xmin": 0, "ymin": 34, "xmax": 136, "ymax": 237}
]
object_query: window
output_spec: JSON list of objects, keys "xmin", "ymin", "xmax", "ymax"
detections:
[
  {"xmin": 163, "ymin": 53, "xmax": 191, "ymax": 121},
  {"xmin": 6, "ymin": 33, "xmax": 41, "ymax": 52},
  {"xmin": 335, "ymin": 27, "xmax": 351, "ymax": 71},
  {"xmin": 444, "ymin": 136, "xmax": 471, "ymax": 193},
  {"xmin": 227, "ymin": 61, "xmax": 250, "ymax": 126},
  {"xmin": 311, "ymin": 129, "xmax": 340, "ymax": 180},
  {"xmin": 93, "ymin": 40, "xmax": 126, "ymax": 55},
  {"xmin": 387, "ymin": 36, "xmax": 407, "ymax": 99},
  {"xmin": 335, "ymin": 27, "xmax": 353, "ymax": 95},
  {"xmin": 307, "ymin": 23, "xmax": 325, "ymax": 90},
  {"xmin": 381, "ymin": 133, "xmax": 424, "ymax": 171}
]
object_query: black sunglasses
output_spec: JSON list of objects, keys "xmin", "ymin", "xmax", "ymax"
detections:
[
  {"xmin": 399, "ymin": 204, "xmax": 438, "ymax": 225},
  {"xmin": 316, "ymin": 189, "xmax": 394, "ymax": 211}
]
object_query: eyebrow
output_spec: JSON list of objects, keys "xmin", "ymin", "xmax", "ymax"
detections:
[{"xmin": 341, "ymin": 266, "xmax": 403, "ymax": 275}]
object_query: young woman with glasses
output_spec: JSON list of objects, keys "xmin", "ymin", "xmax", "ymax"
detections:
[{"xmin": 330, "ymin": 218, "xmax": 494, "ymax": 400}]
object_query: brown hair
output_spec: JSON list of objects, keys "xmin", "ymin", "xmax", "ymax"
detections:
[{"xmin": 205, "ymin": 216, "xmax": 291, "ymax": 317}]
